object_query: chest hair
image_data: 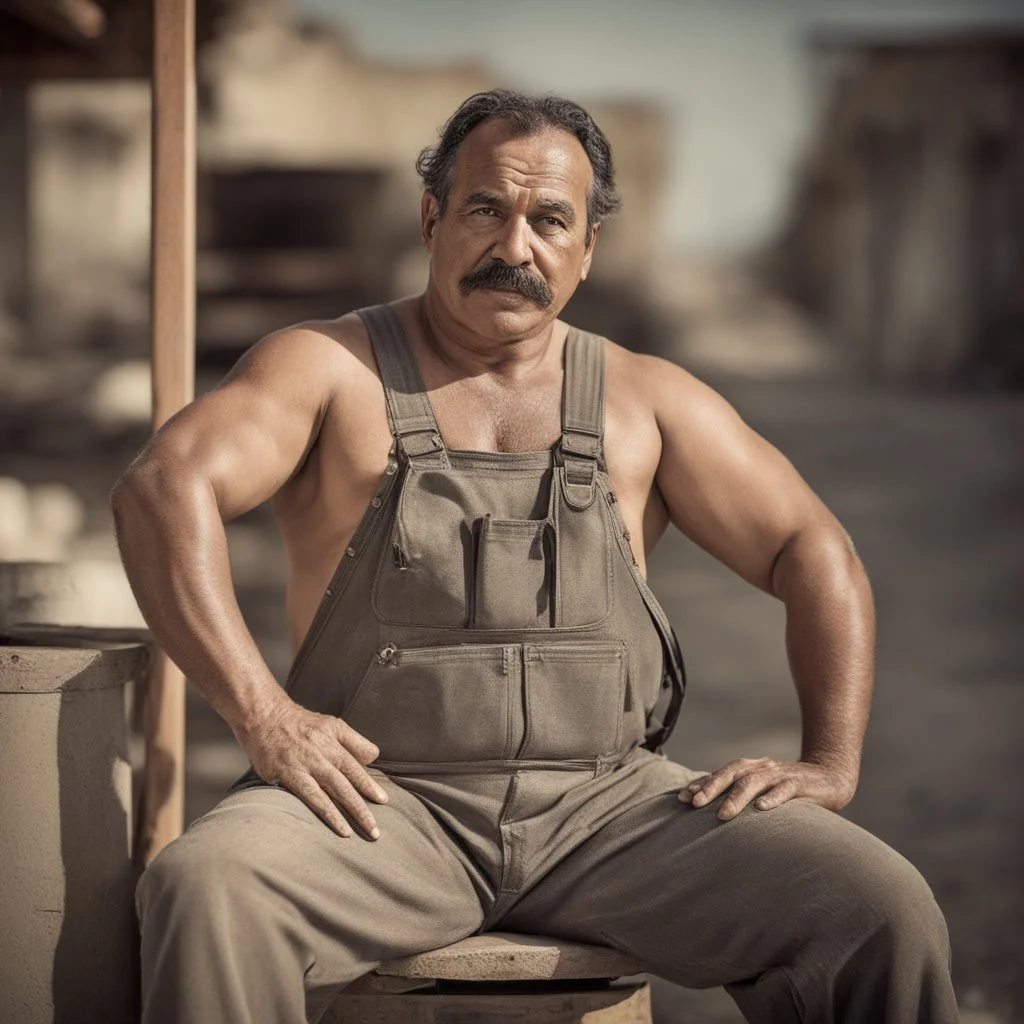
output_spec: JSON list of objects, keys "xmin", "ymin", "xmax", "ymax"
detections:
[{"xmin": 437, "ymin": 375, "xmax": 564, "ymax": 453}]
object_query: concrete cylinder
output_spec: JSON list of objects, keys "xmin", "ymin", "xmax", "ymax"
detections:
[
  {"xmin": 0, "ymin": 561, "xmax": 146, "ymax": 636},
  {"xmin": 0, "ymin": 641, "xmax": 148, "ymax": 1024}
]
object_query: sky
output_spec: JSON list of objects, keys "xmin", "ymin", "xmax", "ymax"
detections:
[{"xmin": 295, "ymin": 0, "xmax": 1024, "ymax": 256}]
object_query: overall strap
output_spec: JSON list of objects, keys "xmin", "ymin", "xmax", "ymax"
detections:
[
  {"xmin": 559, "ymin": 328, "xmax": 605, "ymax": 508},
  {"xmin": 356, "ymin": 304, "xmax": 449, "ymax": 467}
]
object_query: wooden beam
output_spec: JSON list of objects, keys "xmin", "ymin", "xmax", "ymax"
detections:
[
  {"xmin": 135, "ymin": 0, "xmax": 195, "ymax": 869},
  {"xmin": 0, "ymin": 0, "xmax": 106, "ymax": 45}
]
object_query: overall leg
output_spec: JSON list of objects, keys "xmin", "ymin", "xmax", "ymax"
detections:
[
  {"xmin": 500, "ymin": 753, "xmax": 956, "ymax": 1024},
  {"xmin": 137, "ymin": 779, "xmax": 487, "ymax": 1024}
]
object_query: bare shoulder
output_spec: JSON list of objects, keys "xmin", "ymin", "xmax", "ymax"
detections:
[
  {"xmin": 212, "ymin": 310, "xmax": 385, "ymax": 449},
  {"xmin": 602, "ymin": 340, "xmax": 739, "ymax": 437},
  {"xmin": 122, "ymin": 311, "xmax": 386, "ymax": 519},
  {"xmin": 604, "ymin": 340, "xmax": 833, "ymax": 590},
  {"xmin": 229, "ymin": 311, "xmax": 375, "ymax": 395}
]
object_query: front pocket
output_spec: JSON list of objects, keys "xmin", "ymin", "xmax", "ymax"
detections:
[
  {"xmin": 343, "ymin": 643, "xmax": 516, "ymax": 762},
  {"xmin": 517, "ymin": 642, "xmax": 627, "ymax": 759},
  {"xmin": 472, "ymin": 516, "xmax": 553, "ymax": 629}
]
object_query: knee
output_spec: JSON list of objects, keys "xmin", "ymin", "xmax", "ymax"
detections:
[
  {"xmin": 858, "ymin": 848, "xmax": 949, "ymax": 958},
  {"xmin": 756, "ymin": 803, "xmax": 949, "ymax": 962},
  {"xmin": 136, "ymin": 827, "xmax": 254, "ymax": 932},
  {"xmin": 814, "ymin": 821, "xmax": 950, "ymax": 964}
]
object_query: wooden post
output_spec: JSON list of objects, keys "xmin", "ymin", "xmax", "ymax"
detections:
[{"xmin": 136, "ymin": 0, "xmax": 196, "ymax": 867}]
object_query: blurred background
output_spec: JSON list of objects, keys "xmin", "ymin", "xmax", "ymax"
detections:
[{"xmin": 0, "ymin": 1, "xmax": 1021, "ymax": 1021}]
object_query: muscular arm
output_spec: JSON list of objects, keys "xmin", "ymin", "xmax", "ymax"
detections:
[
  {"xmin": 111, "ymin": 325, "xmax": 387, "ymax": 837},
  {"xmin": 646, "ymin": 358, "xmax": 874, "ymax": 818}
]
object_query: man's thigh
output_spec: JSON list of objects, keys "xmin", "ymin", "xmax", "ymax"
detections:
[
  {"xmin": 499, "ymin": 752, "xmax": 940, "ymax": 991},
  {"xmin": 138, "ymin": 778, "xmax": 488, "ymax": 1014}
]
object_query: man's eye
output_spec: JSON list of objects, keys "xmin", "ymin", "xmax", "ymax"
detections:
[
  {"xmin": 473, "ymin": 207, "xmax": 499, "ymax": 217},
  {"xmin": 540, "ymin": 217, "xmax": 565, "ymax": 229}
]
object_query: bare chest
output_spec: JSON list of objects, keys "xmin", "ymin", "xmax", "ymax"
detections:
[{"xmin": 429, "ymin": 376, "xmax": 564, "ymax": 453}]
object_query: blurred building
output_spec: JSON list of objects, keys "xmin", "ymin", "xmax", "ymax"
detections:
[
  {"xmin": 2, "ymin": 0, "xmax": 671, "ymax": 367},
  {"xmin": 0, "ymin": 0, "xmax": 232, "ymax": 355},
  {"xmin": 776, "ymin": 31, "xmax": 1024, "ymax": 388}
]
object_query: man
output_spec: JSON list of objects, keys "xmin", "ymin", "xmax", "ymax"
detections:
[{"xmin": 113, "ymin": 90, "xmax": 957, "ymax": 1023}]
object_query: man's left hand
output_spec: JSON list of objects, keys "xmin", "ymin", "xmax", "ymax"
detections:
[{"xmin": 678, "ymin": 758, "xmax": 857, "ymax": 820}]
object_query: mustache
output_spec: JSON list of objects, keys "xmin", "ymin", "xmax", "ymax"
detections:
[{"xmin": 459, "ymin": 262, "xmax": 554, "ymax": 307}]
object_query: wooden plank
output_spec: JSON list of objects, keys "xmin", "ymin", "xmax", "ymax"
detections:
[
  {"xmin": 135, "ymin": 0, "xmax": 195, "ymax": 869},
  {"xmin": 376, "ymin": 932, "xmax": 644, "ymax": 982},
  {"xmin": 325, "ymin": 983, "xmax": 652, "ymax": 1024}
]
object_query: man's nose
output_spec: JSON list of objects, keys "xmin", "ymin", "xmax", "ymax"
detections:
[{"xmin": 490, "ymin": 215, "xmax": 533, "ymax": 266}]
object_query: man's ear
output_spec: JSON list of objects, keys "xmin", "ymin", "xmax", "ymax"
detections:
[
  {"xmin": 580, "ymin": 221, "xmax": 601, "ymax": 281},
  {"xmin": 421, "ymin": 192, "xmax": 440, "ymax": 249}
]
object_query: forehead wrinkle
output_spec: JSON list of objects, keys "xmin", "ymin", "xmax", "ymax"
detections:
[
  {"xmin": 491, "ymin": 155, "xmax": 579, "ymax": 190},
  {"xmin": 454, "ymin": 125, "xmax": 592, "ymax": 205},
  {"xmin": 475, "ymin": 163, "xmax": 578, "ymax": 194}
]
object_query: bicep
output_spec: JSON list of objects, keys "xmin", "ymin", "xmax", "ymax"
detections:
[
  {"xmin": 131, "ymin": 328, "xmax": 338, "ymax": 518},
  {"xmin": 652, "ymin": 365, "xmax": 832, "ymax": 593}
]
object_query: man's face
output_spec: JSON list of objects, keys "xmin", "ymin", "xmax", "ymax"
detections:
[{"xmin": 422, "ymin": 119, "xmax": 599, "ymax": 341}]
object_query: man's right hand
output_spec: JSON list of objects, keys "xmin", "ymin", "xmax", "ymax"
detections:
[{"xmin": 236, "ymin": 698, "xmax": 389, "ymax": 840}]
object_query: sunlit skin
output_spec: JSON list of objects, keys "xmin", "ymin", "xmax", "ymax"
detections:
[{"xmin": 111, "ymin": 119, "xmax": 876, "ymax": 842}]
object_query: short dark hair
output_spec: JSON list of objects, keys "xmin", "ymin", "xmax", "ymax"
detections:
[{"xmin": 416, "ymin": 89, "xmax": 621, "ymax": 243}]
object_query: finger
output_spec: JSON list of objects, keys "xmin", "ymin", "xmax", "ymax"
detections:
[
  {"xmin": 690, "ymin": 761, "xmax": 752, "ymax": 806},
  {"xmin": 754, "ymin": 779, "xmax": 798, "ymax": 812},
  {"xmin": 718, "ymin": 772, "xmax": 777, "ymax": 821},
  {"xmin": 335, "ymin": 747, "xmax": 389, "ymax": 804},
  {"xmin": 337, "ymin": 719, "xmax": 381, "ymax": 766},
  {"xmin": 691, "ymin": 758, "xmax": 778, "ymax": 806},
  {"xmin": 316, "ymin": 763, "xmax": 381, "ymax": 840},
  {"xmin": 287, "ymin": 773, "xmax": 353, "ymax": 838}
]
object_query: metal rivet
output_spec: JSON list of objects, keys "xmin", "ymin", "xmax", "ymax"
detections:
[
  {"xmin": 346, "ymin": 546, "xmax": 356, "ymax": 557},
  {"xmin": 371, "ymin": 497, "xmax": 382, "ymax": 508},
  {"xmin": 325, "ymin": 588, "xmax": 333, "ymax": 597},
  {"xmin": 385, "ymin": 464, "xmax": 397, "ymax": 475}
]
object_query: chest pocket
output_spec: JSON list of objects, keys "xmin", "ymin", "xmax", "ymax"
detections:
[{"xmin": 372, "ymin": 463, "xmax": 613, "ymax": 631}]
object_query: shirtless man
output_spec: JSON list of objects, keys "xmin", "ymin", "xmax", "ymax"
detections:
[{"xmin": 113, "ymin": 90, "xmax": 957, "ymax": 1023}]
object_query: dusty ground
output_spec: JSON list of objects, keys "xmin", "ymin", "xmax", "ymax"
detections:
[{"xmin": 5, "ymin": 287, "xmax": 1020, "ymax": 1021}]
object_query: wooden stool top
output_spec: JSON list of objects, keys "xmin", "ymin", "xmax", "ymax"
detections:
[{"xmin": 375, "ymin": 931, "xmax": 644, "ymax": 982}]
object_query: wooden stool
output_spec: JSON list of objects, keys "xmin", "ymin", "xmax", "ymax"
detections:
[{"xmin": 326, "ymin": 931, "xmax": 652, "ymax": 1023}]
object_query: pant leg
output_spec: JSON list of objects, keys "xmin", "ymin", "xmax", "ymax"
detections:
[
  {"xmin": 137, "ymin": 778, "xmax": 488, "ymax": 1024},
  {"xmin": 499, "ymin": 751, "xmax": 957, "ymax": 1024}
]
